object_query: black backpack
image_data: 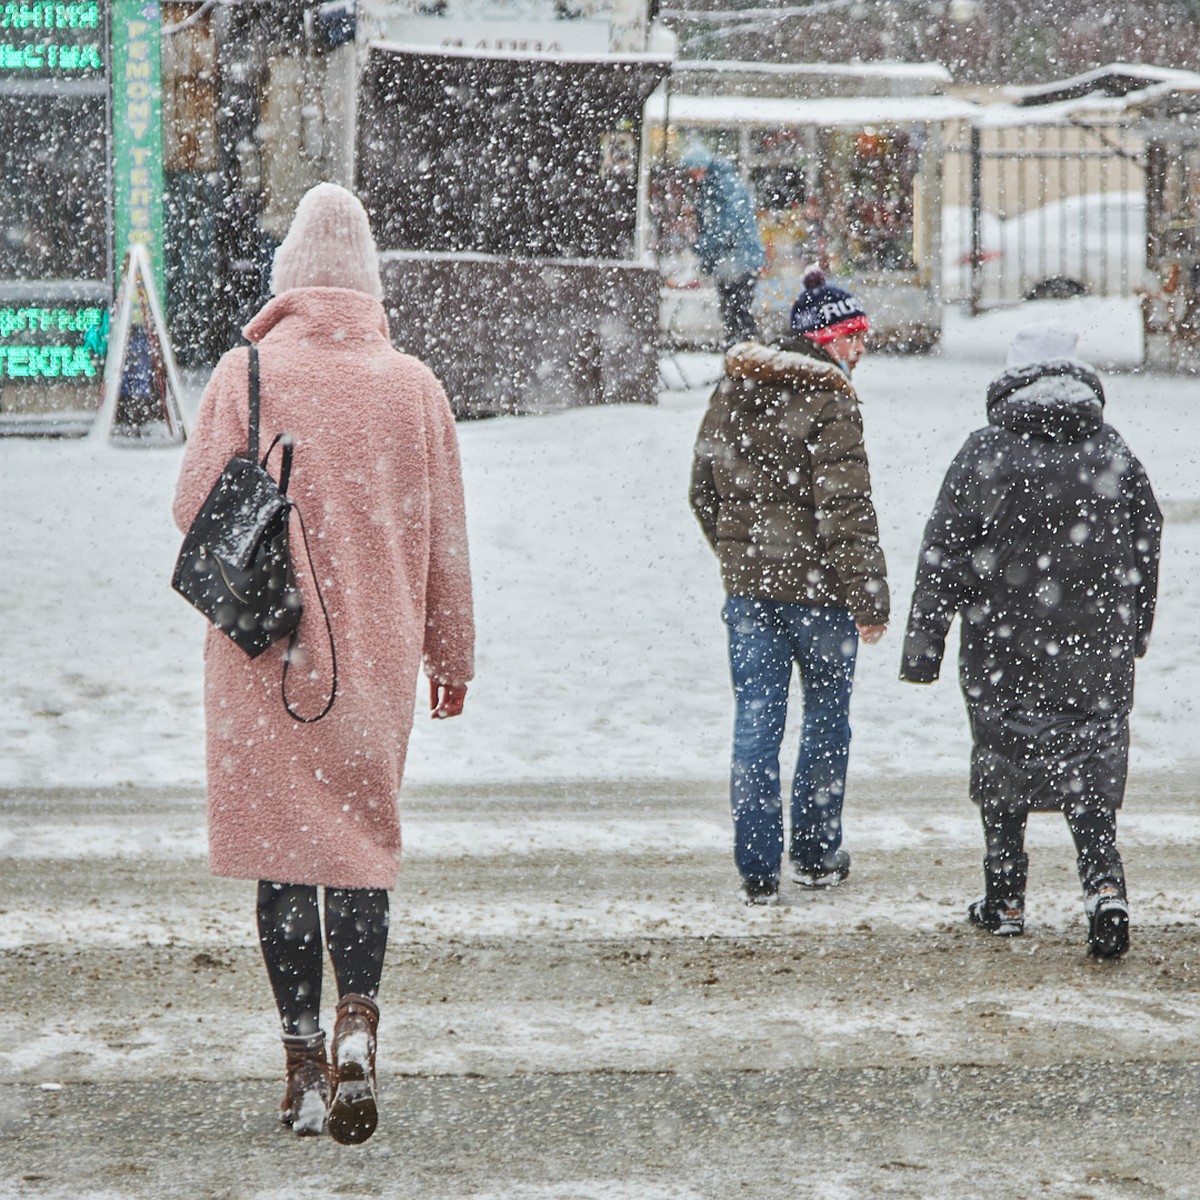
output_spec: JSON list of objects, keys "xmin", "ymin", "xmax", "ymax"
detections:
[{"xmin": 172, "ymin": 346, "xmax": 335, "ymax": 721}]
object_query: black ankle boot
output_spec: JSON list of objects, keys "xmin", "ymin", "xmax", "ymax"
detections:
[
  {"xmin": 968, "ymin": 895, "xmax": 1025, "ymax": 936},
  {"xmin": 1086, "ymin": 886, "xmax": 1130, "ymax": 959}
]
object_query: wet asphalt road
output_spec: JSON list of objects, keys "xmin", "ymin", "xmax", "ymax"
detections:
[{"xmin": 3, "ymin": 776, "xmax": 1200, "ymax": 1199}]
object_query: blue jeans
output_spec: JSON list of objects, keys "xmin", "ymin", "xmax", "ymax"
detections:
[{"xmin": 723, "ymin": 596, "xmax": 858, "ymax": 883}]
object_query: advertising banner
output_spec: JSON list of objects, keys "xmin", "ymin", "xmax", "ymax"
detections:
[
  {"xmin": 0, "ymin": 2, "xmax": 110, "ymax": 427},
  {"xmin": 111, "ymin": 0, "xmax": 165, "ymax": 304}
]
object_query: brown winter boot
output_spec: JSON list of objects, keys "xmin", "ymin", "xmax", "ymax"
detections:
[
  {"xmin": 280, "ymin": 1030, "xmax": 330, "ymax": 1136},
  {"xmin": 327, "ymin": 993, "xmax": 380, "ymax": 1145}
]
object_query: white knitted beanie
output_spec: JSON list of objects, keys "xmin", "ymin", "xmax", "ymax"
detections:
[
  {"xmin": 1005, "ymin": 320, "xmax": 1080, "ymax": 369},
  {"xmin": 270, "ymin": 182, "xmax": 383, "ymax": 299}
]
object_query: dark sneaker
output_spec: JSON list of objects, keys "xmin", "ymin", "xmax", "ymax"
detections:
[
  {"xmin": 791, "ymin": 849, "xmax": 850, "ymax": 889},
  {"xmin": 741, "ymin": 876, "xmax": 780, "ymax": 906},
  {"xmin": 1087, "ymin": 889, "xmax": 1130, "ymax": 959},
  {"xmin": 967, "ymin": 895, "xmax": 1025, "ymax": 936}
]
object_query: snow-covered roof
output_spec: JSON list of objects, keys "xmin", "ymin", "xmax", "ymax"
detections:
[
  {"xmin": 973, "ymin": 72, "xmax": 1200, "ymax": 130},
  {"xmin": 644, "ymin": 91, "xmax": 977, "ymax": 129},
  {"xmin": 370, "ymin": 36, "xmax": 671, "ymax": 65},
  {"xmin": 1007, "ymin": 62, "xmax": 1200, "ymax": 108},
  {"xmin": 971, "ymin": 94, "xmax": 1137, "ymax": 129},
  {"xmin": 1108, "ymin": 80, "xmax": 1200, "ymax": 119},
  {"xmin": 380, "ymin": 248, "xmax": 652, "ymax": 269},
  {"xmin": 361, "ymin": 0, "xmax": 604, "ymax": 26},
  {"xmin": 675, "ymin": 58, "xmax": 952, "ymax": 84},
  {"xmin": 666, "ymin": 58, "xmax": 953, "ymax": 101}
]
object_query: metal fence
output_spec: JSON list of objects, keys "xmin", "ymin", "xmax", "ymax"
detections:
[{"xmin": 942, "ymin": 121, "xmax": 1147, "ymax": 313}]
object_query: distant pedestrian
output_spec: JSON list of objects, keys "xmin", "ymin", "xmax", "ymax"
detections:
[
  {"xmin": 680, "ymin": 140, "xmax": 767, "ymax": 346},
  {"xmin": 690, "ymin": 266, "xmax": 889, "ymax": 905},
  {"xmin": 899, "ymin": 321, "xmax": 1161, "ymax": 958},
  {"xmin": 173, "ymin": 183, "xmax": 475, "ymax": 1141}
]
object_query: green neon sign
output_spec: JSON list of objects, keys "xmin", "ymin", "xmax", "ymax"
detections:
[
  {"xmin": 0, "ymin": 41, "xmax": 101, "ymax": 68},
  {"xmin": 0, "ymin": 1, "xmax": 102, "ymax": 75},
  {"xmin": 0, "ymin": 305, "xmax": 102, "ymax": 379},
  {"xmin": 0, "ymin": 345, "xmax": 95, "ymax": 377},
  {"xmin": 0, "ymin": 3, "xmax": 100, "ymax": 29},
  {"xmin": 0, "ymin": 305, "xmax": 103, "ymax": 335}
]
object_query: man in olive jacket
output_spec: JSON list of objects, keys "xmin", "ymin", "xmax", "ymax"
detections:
[{"xmin": 690, "ymin": 267, "xmax": 889, "ymax": 905}]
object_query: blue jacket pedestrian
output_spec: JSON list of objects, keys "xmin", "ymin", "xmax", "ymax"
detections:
[{"xmin": 680, "ymin": 141, "xmax": 766, "ymax": 344}]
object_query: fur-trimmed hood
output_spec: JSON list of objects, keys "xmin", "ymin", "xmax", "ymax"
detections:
[{"xmin": 722, "ymin": 337, "xmax": 854, "ymax": 398}]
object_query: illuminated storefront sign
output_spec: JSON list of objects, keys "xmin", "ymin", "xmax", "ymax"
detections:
[
  {"xmin": 0, "ymin": 306, "xmax": 102, "ymax": 379},
  {"xmin": 0, "ymin": 2, "xmax": 108, "ymax": 422},
  {"xmin": 0, "ymin": 1, "xmax": 103, "ymax": 76},
  {"xmin": 0, "ymin": 1, "xmax": 100, "ymax": 24},
  {"xmin": 111, "ymin": 0, "xmax": 164, "ymax": 302}
]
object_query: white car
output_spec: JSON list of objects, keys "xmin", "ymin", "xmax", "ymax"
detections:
[{"xmin": 943, "ymin": 191, "xmax": 1147, "ymax": 306}]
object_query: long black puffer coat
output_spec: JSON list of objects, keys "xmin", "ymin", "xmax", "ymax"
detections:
[{"xmin": 900, "ymin": 358, "xmax": 1162, "ymax": 811}]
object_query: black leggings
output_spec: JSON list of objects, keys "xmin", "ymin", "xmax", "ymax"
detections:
[
  {"xmin": 980, "ymin": 801, "xmax": 1125, "ymax": 902},
  {"xmin": 256, "ymin": 881, "xmax": 390, "ymax": 1037},
  {"xmin": 716, "ymin": 274, "xmax": 759, "ymax": 346}
]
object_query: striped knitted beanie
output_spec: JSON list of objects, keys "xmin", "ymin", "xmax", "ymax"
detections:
[{"xmin": 789, "ymin": 266, "xmax": 869, "ymax": 343}]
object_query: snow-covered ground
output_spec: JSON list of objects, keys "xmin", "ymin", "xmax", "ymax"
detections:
[
  {"xmin": 5, "ymin": 297, "xmax": 1200, "ymax": 1200},
  {"xmin": 2, "ymin": 296, "xmax": 1197, "ymax": 793}
]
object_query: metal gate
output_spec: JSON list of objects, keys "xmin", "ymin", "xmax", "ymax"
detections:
[
  {"xmin": 1143, "ymin": 135, "xmax": 1200, "ymax": 369},
  {"xmin": 943, "ymin": 121, "xmax": 1146, "ymax": 313}
]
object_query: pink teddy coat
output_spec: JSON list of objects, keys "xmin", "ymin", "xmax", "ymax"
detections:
[{"xmin": 173, "ymin": 287, "xmax": 474, "ymax": 889}]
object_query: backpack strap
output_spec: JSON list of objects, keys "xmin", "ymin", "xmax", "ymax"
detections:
[
  {"xmin": 261, "ymin": 431, "xmax": 294, "ymax": 496},
  {"xmin": 249, "ymin": 347, "xmax": 293, "ymax": 494},
  {"xmin": 248, "ymin": 345, "xmax": 261, "ymax": 463},
  {"xmin": 281, "ymin": 501, "xmax": 338, "ymax": 724},
  {"xmin": 247, "ymin": 343, "xmax": 334, "ymax": 721}
]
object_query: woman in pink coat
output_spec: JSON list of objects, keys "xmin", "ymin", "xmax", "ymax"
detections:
[{"xmin": 173, "ymin": 184, "xmax": 474, "ymax": 1145}]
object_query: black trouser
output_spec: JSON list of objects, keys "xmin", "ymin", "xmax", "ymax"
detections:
[
  {"xmin": 256, "ymin": 881, "xmax": 390, "ymax": 1037},
  {"xmin": 979, "ymin": 801, "xmax": 1125, "ymax": 905},
  {"xmin": 715, "ymin": 274, "xmax": 759, "ymax": 346}
]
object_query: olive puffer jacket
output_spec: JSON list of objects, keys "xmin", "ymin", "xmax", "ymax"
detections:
[{"xmin": 689, "ymin": 334, "xmax": 889, "ymax": 624}]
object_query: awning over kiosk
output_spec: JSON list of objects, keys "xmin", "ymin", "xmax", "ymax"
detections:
[
  {"xmin": 357, "ymin": 42, "xmax": 670, "ymax": 415},
  {"xmin": 645, "ymin": 92, "xmax": 978, "ymax": 130},
  {"xmin": 360, "ymin": 42, "xmax": 669, "ymax": 261}
]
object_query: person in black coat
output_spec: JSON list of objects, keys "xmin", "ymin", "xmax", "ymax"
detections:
[{"xmin": 899, "ymin": 322, "xmax": 1162, "ymax": 958}]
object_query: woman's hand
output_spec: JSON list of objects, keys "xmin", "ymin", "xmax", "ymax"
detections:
[{"xmin": 431, "ymin": 681, "xmax": 467, "ymax": 719}]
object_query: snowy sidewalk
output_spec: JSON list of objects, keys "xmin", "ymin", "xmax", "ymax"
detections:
[
  {"xmin": 4, "ymin": 304, "xmax": 1200, "ymax": 1196},
  {"xmin": 4, "ymin": 774, "xmax": 1200, "ymax": 1199},
  {"xmin": 4, "ymin": 312, "xmax": 1200, "ymax": 795}
]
